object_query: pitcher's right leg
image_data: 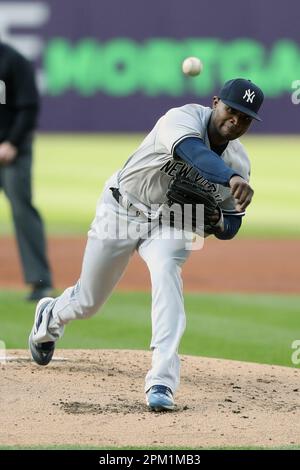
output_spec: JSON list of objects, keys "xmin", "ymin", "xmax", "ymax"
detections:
[
  {"xmin": 37, "ymin": 234, "xmax": 135, "ymax": 329},
  {"xmin": 28, "ymin": 183, "xmax": 142, "ymax": 364}
]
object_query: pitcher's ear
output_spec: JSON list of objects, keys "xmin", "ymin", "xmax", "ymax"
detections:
[{"xmin": 212, "ymin": 96, "xmax": 220, "ymax": 108}]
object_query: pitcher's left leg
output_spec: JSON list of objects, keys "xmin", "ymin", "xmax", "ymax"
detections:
[{"xmin": 138, "ymin": 227, "xmax": 191, "ymax": 398}]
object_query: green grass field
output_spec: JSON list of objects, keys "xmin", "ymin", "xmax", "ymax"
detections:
[
  {"xmin": 0, "ymin": 134, "xmax": 299, "ymax": 237},
  {"xmin": 2, "ymin": 290, "xmax": 299, "ymax": 368}
]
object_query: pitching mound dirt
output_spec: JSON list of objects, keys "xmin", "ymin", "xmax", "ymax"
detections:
[{"xmin": 1, "ymin": 350, "xmax": 300, "ymax": 448}]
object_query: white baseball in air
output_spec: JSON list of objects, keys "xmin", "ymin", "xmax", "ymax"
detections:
[{"xmin": 182, "ymin": 57, "xmax": 203, "ymax": 76}]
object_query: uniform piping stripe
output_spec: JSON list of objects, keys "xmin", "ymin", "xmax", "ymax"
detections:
[{"xmin": 222, "ymin": 210, "xmax": 245, "ymax": 217}]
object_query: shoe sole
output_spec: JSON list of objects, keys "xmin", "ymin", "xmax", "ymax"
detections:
[
  {"xmin": 28, "ymin": 332, "xmax": 54, "ymax": 366},
  {"xmin": 29, "ymin": 297, "xmax": 55, "ymax": 366},
  {"xmin": 148, "ymin": 404, "xmax": 175, "ymax": 412},
  {"xmin": 146, "ymin": 397, "xmax": 175, "ymax": 412}
]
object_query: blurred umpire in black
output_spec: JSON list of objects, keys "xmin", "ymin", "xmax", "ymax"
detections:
[{"xmin": 0, "ymin": 41, "xmax": 53, "ymax": 301}]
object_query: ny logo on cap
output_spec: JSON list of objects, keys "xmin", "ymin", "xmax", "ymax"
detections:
[{"xmin": 243, "ymin": 89, "xmax": 255, "ymax": 103}]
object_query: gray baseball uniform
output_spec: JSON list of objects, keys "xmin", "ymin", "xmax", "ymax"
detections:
[{"xmin": 32, "ymin": 104, "xmax": 250, "ymax": 394}]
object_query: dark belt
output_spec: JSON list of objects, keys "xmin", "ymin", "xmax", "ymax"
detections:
[
  {"xmin": 109, "ymin": 187, "xmax": 122, "ymax": 204},
  {"xmin": 109, "ymin": 187, "xmax": 158, "ymax": 223},
  {"xmin": 110, "ymin": 186, "xmax": 138, "ymax": 213}
]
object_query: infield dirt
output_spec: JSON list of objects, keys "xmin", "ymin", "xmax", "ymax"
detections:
[
  {"xmin": 1, "ymin": 349, "xmax": 300, "ymax": 448},
  {"xmin": 1, "ymin": 237, "xmax": 299, "ymax": 293}
]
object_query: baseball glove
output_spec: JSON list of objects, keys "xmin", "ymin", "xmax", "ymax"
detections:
[{"xmin": 165, "ymin": 175, "xmax": 222, "ymax": 234}]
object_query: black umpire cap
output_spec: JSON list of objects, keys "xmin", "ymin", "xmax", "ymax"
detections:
[{"xmin": 219, "ymin": 78, "xmax": 264, "ymax": 121}]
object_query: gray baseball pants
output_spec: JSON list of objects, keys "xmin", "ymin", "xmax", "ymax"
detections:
[{"xmin": 36, "ymin": 173, "xmax": 193, "ymax": 394}]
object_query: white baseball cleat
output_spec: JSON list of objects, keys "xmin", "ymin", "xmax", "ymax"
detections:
[
  {"xmin": 146, "ymin": 385, "xmax": 175, "ymax": 411},
  {"xmin": 28, "ymin": 297, "xmax": 55, "ymax": 366}
]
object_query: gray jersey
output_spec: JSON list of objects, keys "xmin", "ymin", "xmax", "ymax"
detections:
[{"xmin": 118, "ymin": 104, "xmax": 250, "ymax": 216}]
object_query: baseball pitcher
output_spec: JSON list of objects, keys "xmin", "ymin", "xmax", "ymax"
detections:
[{"xmin": 29, "ymin": 78, "xmax": 264, "ymax": 411}]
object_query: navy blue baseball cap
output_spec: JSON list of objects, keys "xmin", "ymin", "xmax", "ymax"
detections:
[{"xmin": 219, "ymin": 78, "xmax": 264, "ymax": 121}]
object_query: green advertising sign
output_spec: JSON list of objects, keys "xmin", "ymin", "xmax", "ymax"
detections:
[{"xmin": 44, "ymin": 38, "xmax": 300, "ymax": 97}]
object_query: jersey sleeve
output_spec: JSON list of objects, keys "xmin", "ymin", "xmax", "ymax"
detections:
[
  {"xmin": 155, "ymin": 106, "xmax": 205, "ymax": 156},
  {"xmin": 174, "ymin": 137, "xmax": 239, "ymax": 186}
]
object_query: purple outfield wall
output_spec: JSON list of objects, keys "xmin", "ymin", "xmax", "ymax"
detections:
[{"xmin": 0, "ymin": 0, "xmax": 299, "ymax": 133}]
